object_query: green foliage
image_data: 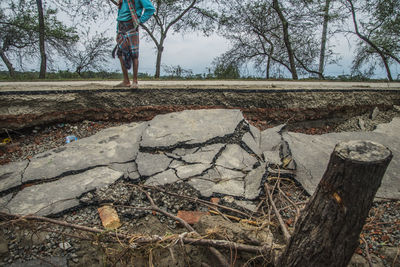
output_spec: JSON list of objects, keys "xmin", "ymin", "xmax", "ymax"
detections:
[
  {"xmin": 348, "ymin": 0, "xmax": 400, "ymax": 80},
  {"xmin": 162, "ymin": 64, "xmax": 194, "ymax": 78},
  {"xmin": 213, "ymin": 62, "xmax": 240, "ymax": 79},
  {"xmin": 0, "ymin": 0, "xmax": 78, "ymax": 77}
]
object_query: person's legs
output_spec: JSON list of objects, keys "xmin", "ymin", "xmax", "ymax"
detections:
[
  {"xmin": 117, "ymin": 56, "xmax": 131, "ymax": 87},
  {"xmin": 131, "ymin": 57, "xmax": 139, "ymax": 88}
]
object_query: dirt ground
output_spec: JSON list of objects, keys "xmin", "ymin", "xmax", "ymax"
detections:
[{"xmin": 0, "ymin": 81, "xmax": 399, "ymax": 266}]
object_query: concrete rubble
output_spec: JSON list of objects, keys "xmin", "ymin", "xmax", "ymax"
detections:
[{"xmin": 0, "ymin": 109, "xmax": 399, "ymax": 216}]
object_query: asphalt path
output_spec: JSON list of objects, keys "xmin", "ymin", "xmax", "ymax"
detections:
[{"xmin": 1, "ymin": 80, "xmax": 400, "ymax": 92}]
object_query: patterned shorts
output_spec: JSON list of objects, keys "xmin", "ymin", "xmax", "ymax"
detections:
[{"xmin": 117, "ymin": 20, "xmax": 139, "ymax": 69}]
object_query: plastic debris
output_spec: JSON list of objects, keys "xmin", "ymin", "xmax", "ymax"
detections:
[
  {"xmin": 65, "ymin": 135, "xmax": 78, "ymax": 144},
  {"xmin": 2, "ymin": 138, "xmax": 12, "ymax": 144}
]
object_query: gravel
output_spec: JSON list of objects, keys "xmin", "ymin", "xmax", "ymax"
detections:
[{"xmin": 1, "ymin": 111, "xmax": 399, "ymax": 266}]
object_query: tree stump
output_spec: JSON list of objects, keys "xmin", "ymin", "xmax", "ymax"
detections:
[{"xmin": 278, "ymin": 140, "xmax": 392, "ymax": 267}]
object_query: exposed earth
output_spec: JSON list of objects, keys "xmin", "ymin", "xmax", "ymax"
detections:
[{"xmin": 0, "ymin": 81, "xmax": 399, "ymax": 267}]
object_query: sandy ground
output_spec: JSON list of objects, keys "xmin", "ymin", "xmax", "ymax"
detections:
[{"xmin": 1, "ymin": 80, "xmax": 400, "ymax": 91}]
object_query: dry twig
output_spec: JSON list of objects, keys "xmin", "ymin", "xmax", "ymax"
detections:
[
  {"xmin": 139, "ymin": 184, "xmax": 252, "ymax": 218},
  {"xmin": 0, "ymin": 212, "xmax": 278, "ymax": 255},
  {"xmin": 265, "ymin": 183, "xmax": 291, "ymax": 243},
  {"xmin": 277, "ymin": 179, "xmax": 301, "ymax": 226},
  {"xmin": 361, "ymin": 236, "xmax": 373, "ymax": 267},
  {"xmin": 137, "ymin": 187, "xmax": 230, "ymax": 267}
]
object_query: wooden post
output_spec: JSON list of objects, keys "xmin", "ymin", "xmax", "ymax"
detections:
[{"xmin": 278, "ymin": 140, "xmax": 392, "ymax": 267}]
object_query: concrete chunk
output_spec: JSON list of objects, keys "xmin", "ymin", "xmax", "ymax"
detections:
[
  {"xmin": 145, "ymin": 169, "xmax": 180, "ymax": 186},
  {"xmin": 176, "ymin": 163, "xmax": 211, "ymax": 179},
  {"xmin": 216, "ymin": 144, "xmax": 258, "ymax": 171},
  {"xmin": 136, "ymin": 152, "xmax": 172, "ymax": 177},
  {"xmin": 242, "ymin": 132, "xmax": 262, "ymax": 157},
  {"xmin": 140, "ymin": 109, "xmax": 244, "ymax": 148},
  {"xmin": 23, "ymin": 123, "xmax": 145, "ymax": 183},
  {"xmin": 263, "ymin": 151, "xmax": 282, "ymax": 167},
  {"xmin": 283, "ymin": 118, "xmax": 400, "ymax": 199},
  {"xmin": 0, "ymin": 160, "xmax": 28, "ymax": 192},
  {"xmin": 260, "ymin": 124, "xmax": 285, "ymax": 152},
  {"xmin": 244, "ymin": 163, "xmax": 267, "ymax": 200},
  {"xmin": 181, "ymin": 144, "xmax": 224, "ymax": 164},
  {"xmin": 6, "ymin": 167, "xmax": 123, "ymax": 216}
]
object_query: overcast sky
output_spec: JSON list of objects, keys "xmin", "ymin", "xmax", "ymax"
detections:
[{"xmin": 1, "ymin": 5, "xmax": 398, "ymax": 79}]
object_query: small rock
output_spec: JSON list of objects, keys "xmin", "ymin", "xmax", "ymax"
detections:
[
  {"xmin": 222, "ymin": 196, "xmax": 234, "ymax": 203},
  {"xmin": 370, "ymin": 107, "xmax": 380, "ymax": 120},
  {"xmin": 358, "ymin": 118, "xmax": 366, "ymax": 131},
  {"xmin": 393, "ymin": 105, "xmax": 400, "ymax": 112},
  {"xmin": 59, "ymin": 242, "xmax": 72, "ymax": 250}
]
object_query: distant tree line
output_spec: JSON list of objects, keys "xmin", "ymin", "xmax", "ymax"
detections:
[
  {"xmin": 215, "ymin": 0, "xmax": 399, "ymax": 81},
  {"xmin": 0, "ymin": 0, "xmax": 399, "ymax": 80}
]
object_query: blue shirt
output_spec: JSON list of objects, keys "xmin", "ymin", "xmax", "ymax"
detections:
[{"xmin": 117, "ymin": 0, "xmax": 155, "ymax": 24}]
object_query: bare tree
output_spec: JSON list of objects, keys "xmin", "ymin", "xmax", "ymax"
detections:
[
  {"xmin": 65, "ymin": 31, "xmax": 113, "ymax": 76},
  {"xmin": 216, "ymin": 0, "xmax": 324, "ymax": 79},
  {"xmin": 36, "ymin": 0, "xmax": 46, "ymax": 78},
  {"xmin": 0, "ymin": 0, "xmax": 78, "ymax": 78},
  {"xmin": 318, "ymin": 0, "xmax": 331, "ymax": 79},
  {"xmin": 344, "ymin": 0, "xmax": 400, "ymax": 81},
  {"xmin": 140, "ymin": 0, "xmax": 216, "ymax": 78}
]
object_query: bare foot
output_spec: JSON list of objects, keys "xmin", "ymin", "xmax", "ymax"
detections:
[
  {"xmin": 130, "ymin": 82, "xmax": 138, "ymax": 89},
  {"xmin": 114, "ymin": 81, "xmax": 130, "ymax": 88}
]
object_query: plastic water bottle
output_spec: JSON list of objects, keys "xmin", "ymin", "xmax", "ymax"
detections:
[{"xmin": 65, "ymin": 135, "xmax": 78, "ymax": 144}]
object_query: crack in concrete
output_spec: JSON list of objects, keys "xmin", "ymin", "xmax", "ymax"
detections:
[
  {"xmin": 139, "ymin": 120, "xmax": 248, "ymax": 153},
  {"xmin": 20, "ymin": 159, "xmax": 30, "ymax": 185},
  {"xmin": 240, "ymin": 140, "xmax": 261, "ymax": 161},
  {"xmin": 215, "ymin": 164, "xmax": 248, "ymax": 174}
]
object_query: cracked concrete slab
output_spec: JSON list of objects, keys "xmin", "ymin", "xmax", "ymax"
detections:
[
  {"xmin": 180, "ymin": 144, "xmax": 225, "ymax": 164},
  {"xmin": 4, "ymin": 167, "xmax": 123, "ymax": 216},
  {"xmin": 0, "ymin": 109, "xmax": 275, "ymax": 214},
  {"xmin": 374, "ymin": 117, "xmax": 400, "ymax": 137},
  {"xmin": 22, "ymin": 122, "xmax": 145, "ymax": 183},
  {"xmin": 140, "ymin": 109, "xmax": 244, "ymax": 148},
  {"xmin": 249, "ymin": 124, "xmax": 261, "ymax": 148},
  {"xmin": 145, "ymin": 169, "xmax": 180, "ymax": 186},
  {"xmin": 176, "ymin": 163, "xmax": 211, "ymax": 179},
  {"xmin": 0, "ymin": 194, "xmax": 13, "ymax": 211},
  {"xmin": 212, "ymin": 179, "xmax": 245, "ymax": 197},
  {"xmin": 216, "ymin": 144, "xmax": 258, "ymax": 172},
  {"xmin": 242, "ymin": 132, "xmax": 262, "ymax": 157},
  {"xmin": 244, "ymin": 163, "xmax": 267, "ymax": 200},
  {"xmin": 109, "ymin": 162, "xmax": 139, "ymax": 180},
  {"xmin": 136, "ymin": 152, "xmax": 172, "ymax": 177},
  {"xmin": 0, "ymin": 160, "xmax": 28, "ymax": 192},
  {"xmin": 263, "ymin": 151, "xmax": 282, "ymax": 167},
  {"xmin": 260, "ymin": 124, "xmax": 285, "ymax": 152},
  {"xmin": 283, "ymin": 117, "xmax": 400, "ymax": 199},
  {"xmin": 187, "ymin": 178, "xmax": 215, "ymax": 197}
]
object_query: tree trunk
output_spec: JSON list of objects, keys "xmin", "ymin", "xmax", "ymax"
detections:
[
  {"xmin": 0, "ymin": 50, "xmax": 16, "ymax": 78},
  {"xmin": 278, "ymin": 140, "xmax": 392, "ymax": 267},
  {"xmin": 155, "ymin": 40, "xmax": 164, "ymax": 78},
  {"xmin": 36, "ymin": 0, "xmax": 46, "ymax": 79},
  {"xmin": 318, "ymin": 0, "xmax": 331, "ymax": 79},
  {"xmin": 272, "ymin": 0, "xmax": 298, "ymax": 80},
  {"xmin": 379, "ymin": 55, "xmax": 393, "ymax": 81},
  {"xmin": 266, "ymin": 55, "xmax": 271, "ymax": 79}
]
